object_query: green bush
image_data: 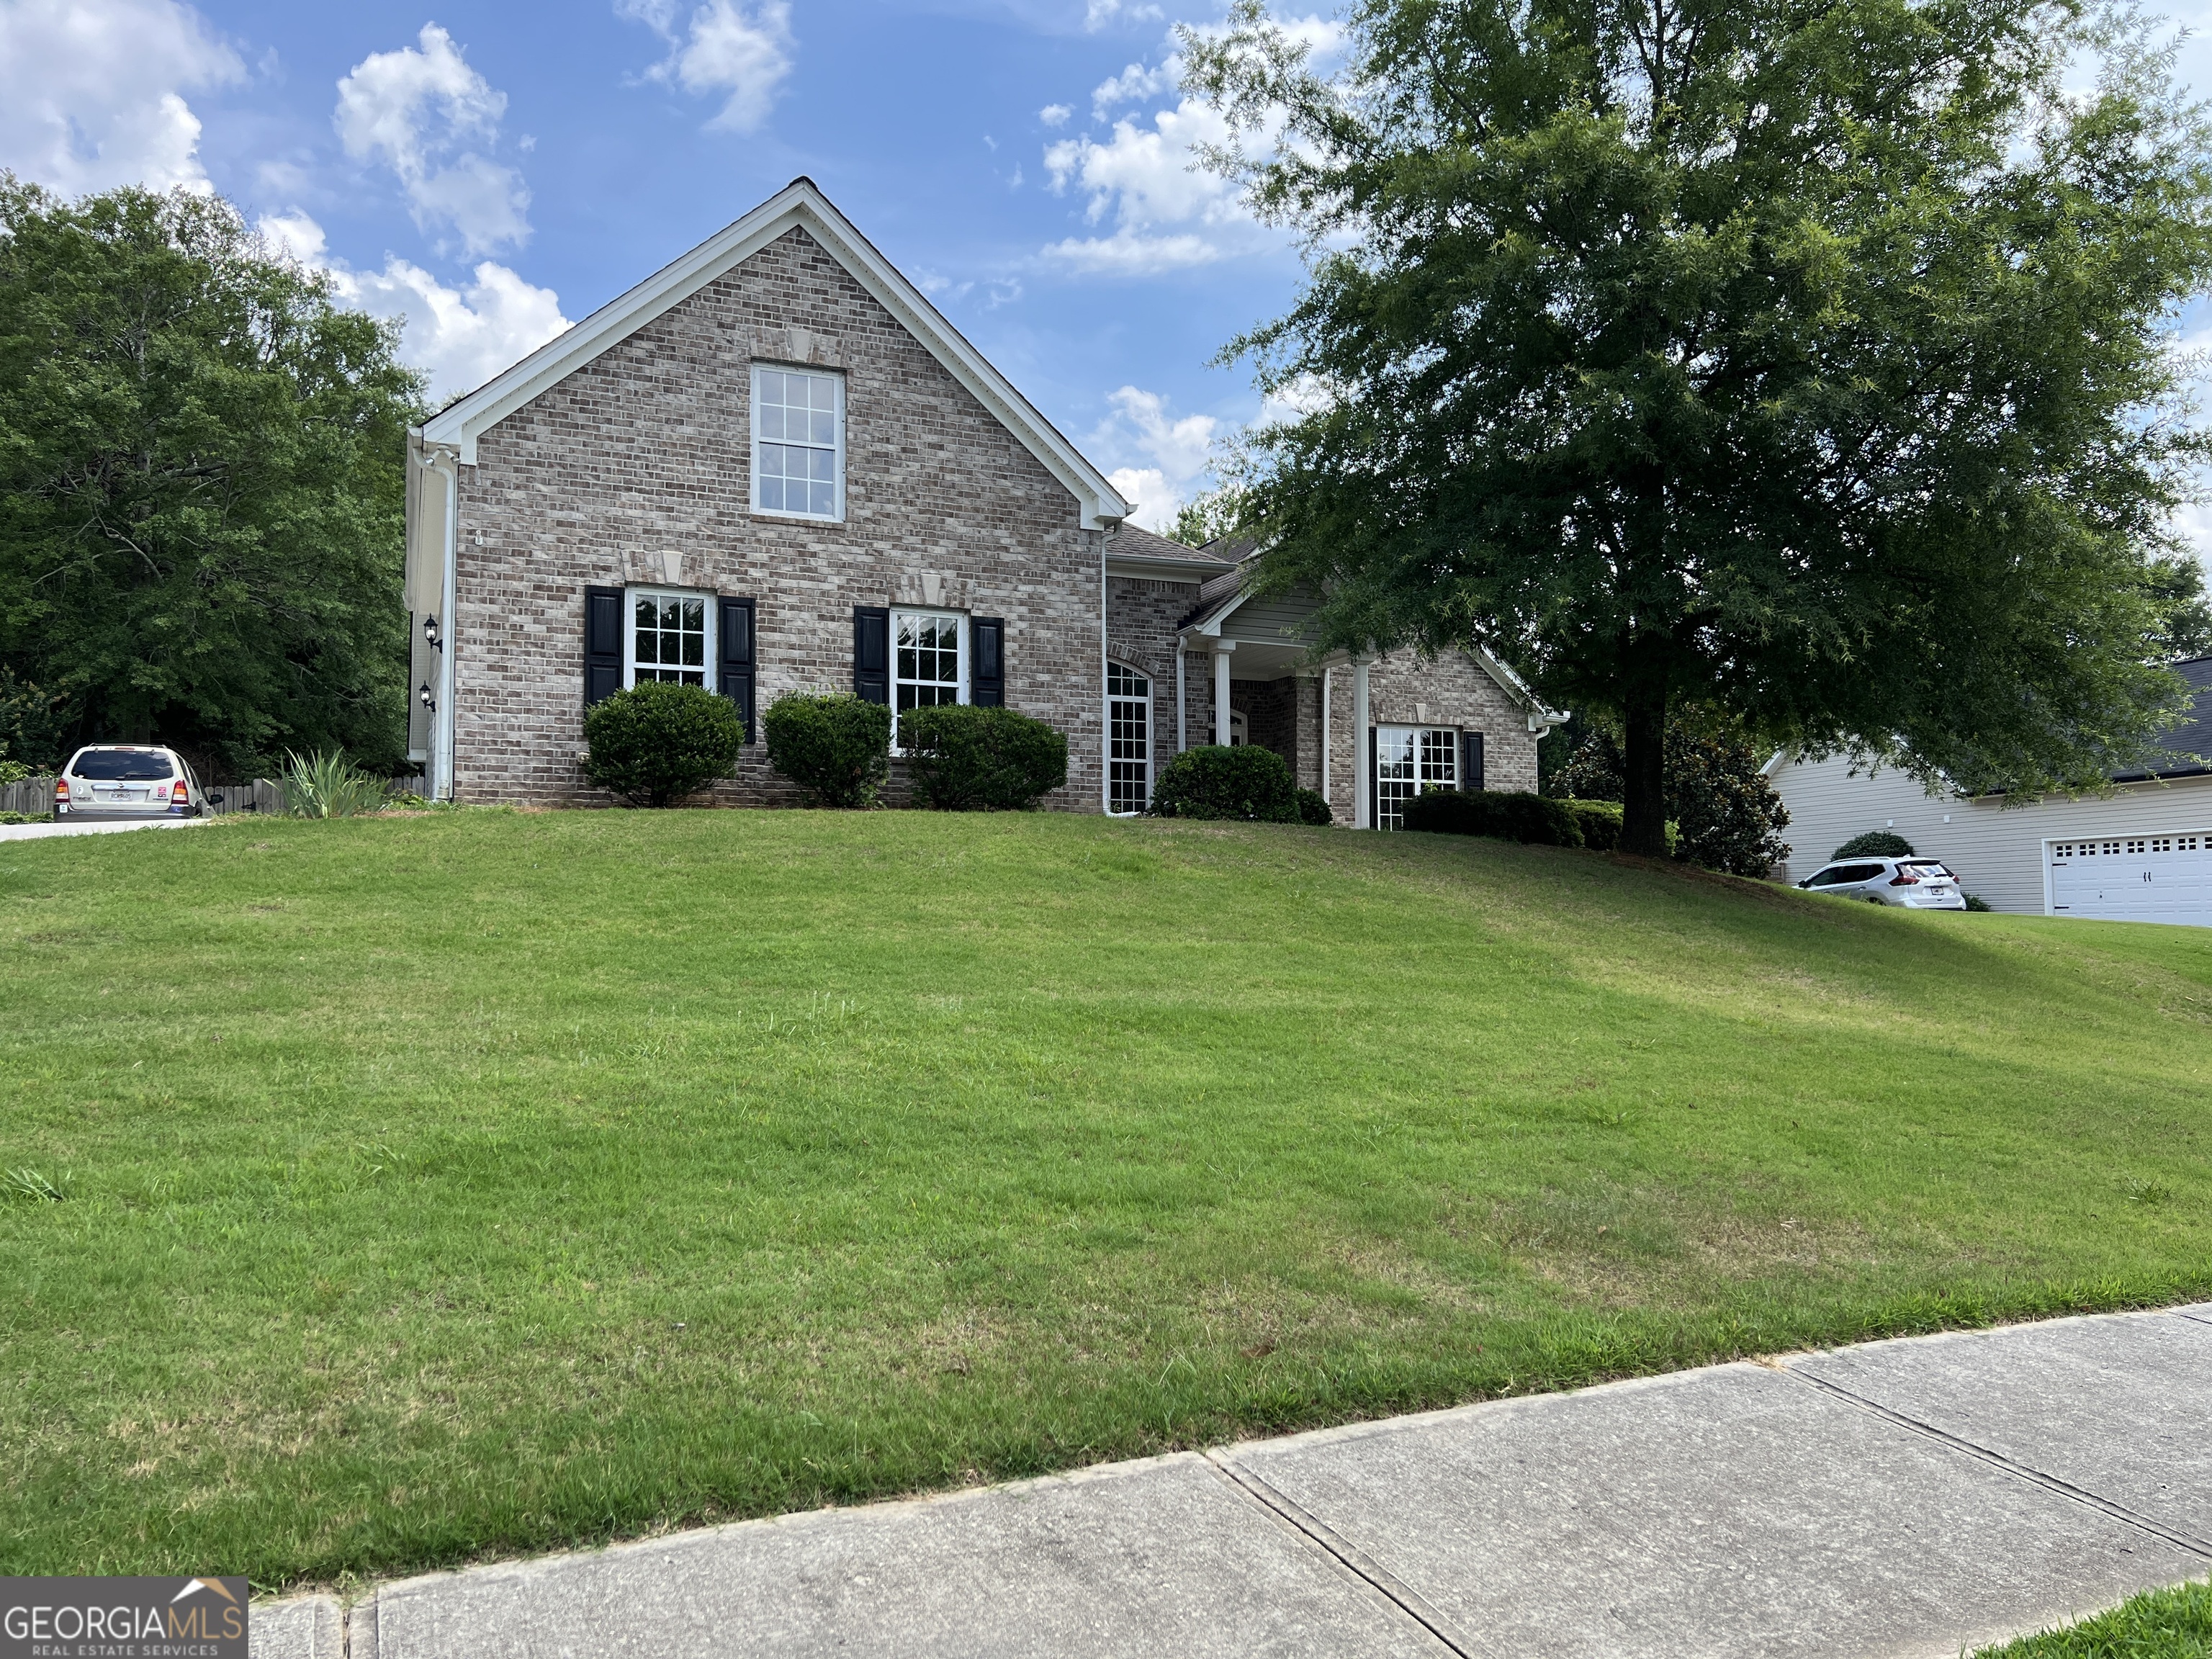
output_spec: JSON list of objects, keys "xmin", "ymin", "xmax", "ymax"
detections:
[
  {"xmin": 762, "ymin": 691, "xmax": 891, "ymax": 809},
  {"xmin": 1402, "ymin": 788, "xmax": 1584, "ymax": 845},
  {"xmin": 1294, "ymin": 786, "xmax": 1333, "ymax": 826},
  {"xmin": 0, "ymin": 758, "xmax": 30, "ymax": 786},
  {"xmin": 0, "ymin": 810, "xmax": 50, "ymax": 825},
  {"xmin": 583, "ymin": 683, "xmax": 745, "ymax": 809},
  {"xmin": 280, "ymin": 750, "xmax": 391, "ymax": 818},
  {"xmin": 1550, "ymin": 712, "xmax": 1791, "ymax": 874},
  {"xmin": 901, "ymin": 705, "xmax": 1068, "ymax": 810},
  {"xmin": 1150, "ymin": 745, "xmax": 1300, "ymax": 822},
  {"xmin": 1964, "ymin": 892, "xmax": 1993, "ymax": 912},
  {"xmin": 1833, "ymin": 829, "xmax": 1916, "ymax": 860},
  {"xmin": 1562, "ymin": 798, "xmax": 1680, "ymax": 855}
]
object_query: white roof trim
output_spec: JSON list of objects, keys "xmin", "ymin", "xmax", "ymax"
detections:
[{"xmin": 418, "ymin": 178, "xmax": 1133, "ymax": 530}]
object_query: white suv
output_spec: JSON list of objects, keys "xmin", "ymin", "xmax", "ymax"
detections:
[
  {"xmin": 1797, "ymin": 855, "xmax": 1966, "ymax": 909},
  {"xmin": 55, "ymin": 745, "xmax": 213, "ymax": 820}
]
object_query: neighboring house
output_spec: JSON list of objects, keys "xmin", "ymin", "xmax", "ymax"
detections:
[
  {"xmin": 1766, "ymin": 655, "xmax": 2212, "ymax": 923},
  {"xmin": 403, "ymin": 179, "xmax": 1560, "ymax": 824}
]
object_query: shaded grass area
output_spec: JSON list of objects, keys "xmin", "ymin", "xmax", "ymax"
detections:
[
  {"xmin": 1976, "ymin": 1579, "xmax": 2212, "ymax": 1656},
  {"xmin": 3, "ymin": 809, "xmax": 2211, "ymax": 1586}
]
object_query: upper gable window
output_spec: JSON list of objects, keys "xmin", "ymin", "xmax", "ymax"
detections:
[{"xmin": 752, "ymin": 364, "xmax": 844, "ymax": 521}]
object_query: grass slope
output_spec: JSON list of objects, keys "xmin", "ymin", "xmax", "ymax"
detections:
[{"xmin": 3, "ymin": 810, "xmax": 2210, "ymax": 1586}]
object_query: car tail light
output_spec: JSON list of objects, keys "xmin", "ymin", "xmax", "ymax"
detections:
[
  {"xmin": 1889, "ymin": 871, "xmax": 1920, "ymax": 885},
  {"xmin": 171, "ymin": 779, "xmax": 189, "ymax": 804},
  {"xmin": 53, "ymin": 778, "xmax": 69, "ymax": 804}
]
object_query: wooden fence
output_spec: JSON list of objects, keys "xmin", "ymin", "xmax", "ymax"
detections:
[{"xmin": 2, "ymin": 775, "xmax": 426, "ymax": 818}]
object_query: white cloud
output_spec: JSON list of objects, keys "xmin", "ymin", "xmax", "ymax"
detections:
[
  {"xmin": 1108, "ymin": 467, "xmax": 1176, "ymax": 529},
  {"xmin": 1043, "ymin": 96, "xmax": 1255, "ymax": 271},
  {"xmin": 259, "ymin": 210, "xmax": 570, "ymax": 403},
  {"xmin": 619, "ymin": 0, "xmax": 794, "ymax": 134},
  {"xmin": 1094, "ymin": 385, "xmax": 1218, "ymax": 529},
  {"xmin": 1040, "ymin": 228, "xmax": 1221, "ymax": 274},
  {"xmin": 0, "ymin": 0, "xmax": 242, "ymax": 195},
  {"xmin": 1092, "ymin": 58, "xmax": 1177, "ymax": 117},
  {"xmin": 335, "ymin": 24, "xmax": 530, "ymax": 256},
  {"xmin": 1084, "ymin": 0, "xmax": 1164, "ymax": 31},
  {"xmin": 1040, "ymin": 102, "xmax": 1073, "ymax": 127}
]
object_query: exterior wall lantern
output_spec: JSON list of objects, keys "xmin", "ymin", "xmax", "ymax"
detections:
[{"xmin": 422, "ymin": 614, "xmax": 443, "ymax": 651}]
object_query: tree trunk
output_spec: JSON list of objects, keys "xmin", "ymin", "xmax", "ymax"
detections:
[{"xmin": 1620, "ymin": 645, "xmax": 1669, "ymax": 859}]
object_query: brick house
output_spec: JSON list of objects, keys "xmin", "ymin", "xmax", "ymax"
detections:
[{"xmin": 403, "ymin": 179, "xmax": 1560, "ymax": 824}]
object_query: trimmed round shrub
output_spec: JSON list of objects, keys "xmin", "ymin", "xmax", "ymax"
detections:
[
  {"xmin": 763, "ymin": 691, "xmax": 891, "ymax": 808},
  {"xmin": 1150, "ymin": 745, "xmax": 1300, "ymax": 822},
  {"xmin": 1560, "ymin": 798, "xmax": 1681, "ymax": 856},
  {"xmin": 902, "ymin": 704, "xmax": 1068, "ymax": 810},
  {"xmin": 1833, "ymin": 829, "xmax": 1915, "ymax": 860},
  {"xmin": 1563, "ymin": 797, "xmax": 1623, "ymax": 850},
  {"xmin": 1294, "ymin": 786, "xmax": 1333, "ymax": 827},
  {"xmin": 1402, "ymin": 788, "xmax": 1584, "ymax": 846},
  {"xmin": 583, "ymin": 681, "xmax": 745, "ymax": 807}
]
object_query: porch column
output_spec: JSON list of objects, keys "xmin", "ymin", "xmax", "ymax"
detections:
[
  {"xmin": 1213, "ymin": 641, "xmax": 1235, "ymax": 746},
  {"xmin": 1353, "ymin": 655, "xmax": 1372, "ymax": 829}
]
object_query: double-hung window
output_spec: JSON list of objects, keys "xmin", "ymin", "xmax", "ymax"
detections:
[
  {"xmin": 752, "ymin": 365, "xmax": 844, "ymax": 520},
  {"xmin": 1375, "ymin": 725, "xmax": 1458, "ymax": 830},
  {"xmin": 626, "ymin": 588, "xmax": 714, "ymax": 687},
  {"xmin": 892, "ymin": 608, "xmax": 963, "ymax": 744},
  {"xmin": 1107, "ymin": 662, "xmax": 1151, "ymax": 814}
]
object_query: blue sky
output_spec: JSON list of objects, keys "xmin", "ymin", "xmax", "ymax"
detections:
[
  {"xmin": 0, "ymin": 0, "xmax": 1341, "ymax": 529},
  {"xmin": 3, "ymin": 0, "xmax": 2210, "ymax": 550}
]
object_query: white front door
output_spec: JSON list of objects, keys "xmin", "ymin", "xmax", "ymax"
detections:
[{"xmin": 2048, "ymin": 832, "xmax": 2212, "ymax": 925}]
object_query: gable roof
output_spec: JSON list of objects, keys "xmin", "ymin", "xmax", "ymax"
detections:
[
  {"xmin": 1176, "ymin": 548, "xmax": 1567, "ymax": 727},
  {"xmin": 1763, "ymin": 655, "xmax": 2212, "ymax": 783},
  {"xmin": 415, "ymin": 179, "xmax": 1133, "ymax": 530}
]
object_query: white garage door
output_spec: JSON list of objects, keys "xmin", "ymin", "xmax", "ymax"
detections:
[{"xmin": 2047, "ymin": 832, "xmax": 2212, "ymax": 926}]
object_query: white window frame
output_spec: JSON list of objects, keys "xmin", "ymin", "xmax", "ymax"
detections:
[
  {"xmin": 750, "ymin": 362, "xmax": 846, "ymax": 523},
  {"xmin": 624, "ymin": 585, "xmax": 717, "ymax": 689},
  {"xmin": 1375, "ymin": 724, "xmax": 1459, "ymax": 830},
  {"xmin": 1107, "ymin": 661, "xmax": 1151, "ymax": 816},
  {"xmin": 891, "ymin": 607, "xmax": 966, "ymax": 748}
]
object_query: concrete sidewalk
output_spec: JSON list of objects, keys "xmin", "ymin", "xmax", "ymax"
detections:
[{"xmin": 253, "ymin": 1304, "xmax": 2212, "ymax": 1659}]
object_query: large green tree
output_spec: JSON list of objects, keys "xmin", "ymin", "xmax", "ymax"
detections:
[
  {"xmin": 1187, "ymin": 0, "xmax": 2212, "ymax": 853},
  {"xmin": 0, "ymin": 179, "xmax": 421, "ymax": 775}
]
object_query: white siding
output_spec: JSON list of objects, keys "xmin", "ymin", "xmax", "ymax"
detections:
[{"xmin": 1770, "ymin": 755, "xmax": 2212, "ymax": 916}]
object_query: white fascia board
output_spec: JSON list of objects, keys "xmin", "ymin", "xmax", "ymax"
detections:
[
  {"xmin": 418, "ymin": 179, "xmax": 1133, "ymax": 529},
  {"xmin": 1469, "ymin": 646, "xmax": 1568, "ymax": 727},
  {"xmin": 1761, "ymin": 749, "xmax": 1791, "ymax": 778}
]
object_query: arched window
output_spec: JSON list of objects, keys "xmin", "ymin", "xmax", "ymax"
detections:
[{"xmin": 1107, "ymin": 662, "xmax": 1151, "ymax": 814}]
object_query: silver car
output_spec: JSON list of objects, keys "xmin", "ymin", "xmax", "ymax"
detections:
[
  {"xmin": 1797, "ymin": 855, "xmax": 1966, "ymax": 909},
  {"xmin": 54, "ymin": 745, "xmax": 213, "ymax": 819}
]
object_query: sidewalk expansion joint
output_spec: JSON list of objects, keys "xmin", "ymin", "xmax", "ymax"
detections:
[
  {"xmin": 1201, "ymin": 1450, "xmax": 1479, "ymax": 1658},
  {"xmin": 1784, "ymin": 1368, "xmax": 2212, "ymax": 1560}
]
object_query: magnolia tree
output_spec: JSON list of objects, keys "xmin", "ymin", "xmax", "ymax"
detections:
[{"xmin": 1185, "ymin": 0, "xmax": 2212, "ymax": 855}]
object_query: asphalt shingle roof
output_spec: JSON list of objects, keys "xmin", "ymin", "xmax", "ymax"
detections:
[{"xmin": 2116, "ymin": 655, "xmax": 2212, "ymax": 781}]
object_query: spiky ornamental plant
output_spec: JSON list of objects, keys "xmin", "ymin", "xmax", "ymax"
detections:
[{"xmin": 1184, "ymin": 0, "xmax": 2212, "ymax": 855}]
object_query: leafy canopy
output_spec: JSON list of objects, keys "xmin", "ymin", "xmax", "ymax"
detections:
[
  {"xmin": 0, "ymin": 180, "xmax": 422, "ymax": 774},
  {"xmin": 1185, "ymin": 0, "xmax": 2212, "ymax": 853}
]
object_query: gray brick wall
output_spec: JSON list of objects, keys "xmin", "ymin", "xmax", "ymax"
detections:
[
  {"xmin": 1326, "ymin": 650, "xmax": 1541, "ymax": 806},
  {"xmin": 448, "ymin": 226, "xmax": 1105, "ymax": 808}
]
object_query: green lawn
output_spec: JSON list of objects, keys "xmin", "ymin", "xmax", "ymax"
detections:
[
  {"xmin": 4, "ymin": 809, "xmax": 2210, "ymax": 1588},
  {"xmin": 1976, "ymin": 1579, "xmax": 2212, "ymax": 1656}
]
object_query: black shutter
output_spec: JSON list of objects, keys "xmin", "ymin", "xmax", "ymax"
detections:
[
  {"xmin": 584, "ymin": 585, "xmax": 624, "ymax": 707},
  {"xmin": 1463, "ymin": 731, "xmax": 1485, "ymax": 791},
  {"xmin": 971, "ymin": 616, "xmax": 1004, "ymax": 707},
  {"xmin": 853, "ymin": 606, "xmax": 889, "ymax": 704},
  {"xmin": 719, "ymin": 596, "xmax": 757, "ymax": 742}
]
